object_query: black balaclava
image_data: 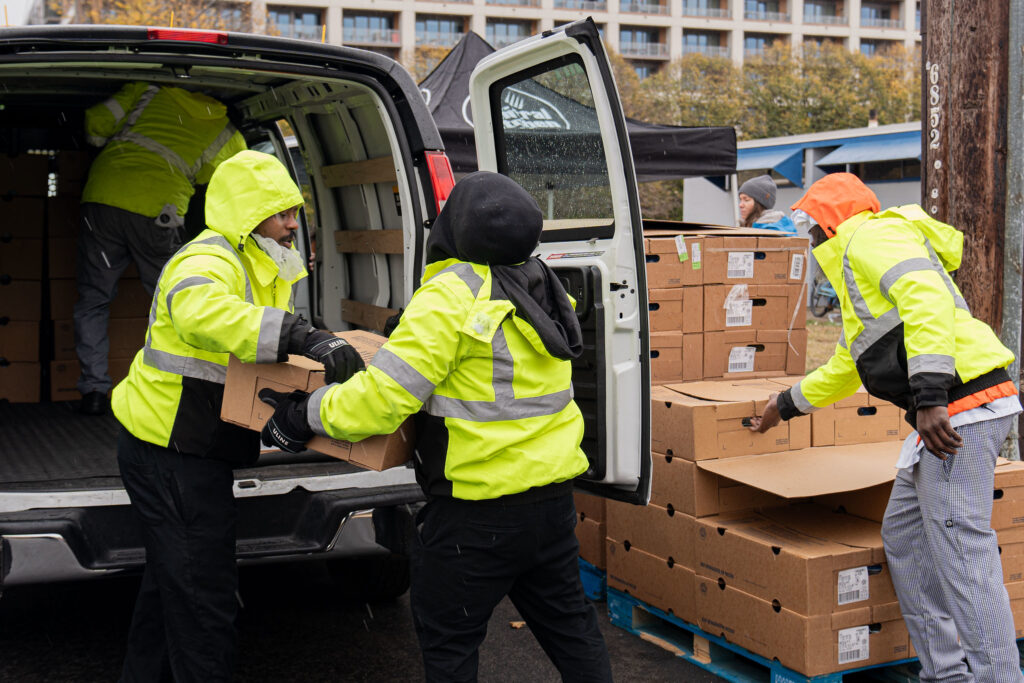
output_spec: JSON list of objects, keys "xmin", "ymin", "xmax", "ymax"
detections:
[{"xmin": 425, "ymin": 171, "xmax": 583, "ymax": 360}]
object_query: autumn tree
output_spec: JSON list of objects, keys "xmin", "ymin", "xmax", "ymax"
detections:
[
  {"xmin": 49, "ymin": 0, "xmax": 251, "ymax": 30},
  {"xmin": 405, "ymin": 44, "xmax": 453, "ymax": 84}
]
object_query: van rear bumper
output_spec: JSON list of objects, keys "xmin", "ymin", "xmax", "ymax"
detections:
[{"xmin": 0, "ymin": 483, "xmax": 424, "ymax": 588}]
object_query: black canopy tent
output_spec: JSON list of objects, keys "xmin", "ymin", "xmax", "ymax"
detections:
[{"xmin": 418, "ymin": 32, "xmax": 737, "ymax": 183}]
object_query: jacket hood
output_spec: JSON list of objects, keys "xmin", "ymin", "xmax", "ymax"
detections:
[
  {"xmin": 791, "ymin": 173, "xmax": 880, "ymax": 234},
  {"xmin": 205, "ymin": 150, "xmax": 304, "ymax": 249},
  {"xmin": 164, "ymin": 86, "xmax": 229, "ymax": 120},
  {"xmin": 876, "ymin": 204, "xmax": 963, "ymax": 271}
]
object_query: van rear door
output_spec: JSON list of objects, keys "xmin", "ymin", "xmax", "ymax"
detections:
[{"xmin": 468, "ymin": 19, "xmax": 650, "ymax": 504}]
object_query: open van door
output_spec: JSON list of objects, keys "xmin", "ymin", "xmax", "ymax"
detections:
[{"xmin": 468, "ymin": 18, "xmax": 650, "ymax": 504}]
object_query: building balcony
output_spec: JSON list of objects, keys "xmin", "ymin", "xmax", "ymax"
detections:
[
  {"xmin": 553, "ymin": 0, "xmax": 607, "ymax": 9},
  {"xmin": 861, "ymin": 16, "xmax": 904, "ymax": 29},
  {"xmin": 415, "ymin": 30, "xmax": 465, "ymax": 46},
  {"xmin": 681, "ymin": 6, "xmax": 730, "ymax": 18},
  {"xmin": 744, "ymin": 46, "xmax": 766, "ymax": 57},
  {"xmin": 487, "ymin": 0, "xmax": 541, "ymax": 7},
  {"xmin": 745, "ymin": 10, "xmax": 790, "ymax": 21},
  {"xmin": 682, "ymin": 43, "xmax": 729, "ymax": 57},
  {"xmin": 278, "ymin": 24, "xmax": 326, "ymax": 41},
  {"xmin": 620, "ymin": 41, "xmax": 669, "ymax": 58},
  {"xmin": 804, "ymin": 13, "xmax": 847, "ymax": 25},
  {"xmin": 490, "ymin": 35, "xmax": 528, "ymax": 47},
  {"xmin": 343, "ymin": 28, "xmax": 401, "ymax": 45},
  {"xmin": 621, "ymin": 1, "xmax": 670, "ymax": 14}
]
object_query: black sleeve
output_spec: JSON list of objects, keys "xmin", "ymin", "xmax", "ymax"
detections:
[
  {"xmin": 909, "ymin": 372, "xmax": 953, "ymax": 410},
  {"xmin": 278, "ymin": 312, "xmax": 312, "ymax": 361},
  {"xmin": 776, "ymin": 388, "xmax": 802, "ymax": 421}
]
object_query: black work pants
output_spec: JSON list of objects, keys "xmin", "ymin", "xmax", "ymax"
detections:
[
  {"xmin": 410, "ymin": 489, "xmax": 612, "ymax": 682},
  {"xmin": 116, "ymin": 428, "xmax": 238, "ymax": 683}
]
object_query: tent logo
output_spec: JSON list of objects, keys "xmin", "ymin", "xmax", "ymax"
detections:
[{"xmin": 500, "ymin": 87, "xmax": 571, "ymax": 131}]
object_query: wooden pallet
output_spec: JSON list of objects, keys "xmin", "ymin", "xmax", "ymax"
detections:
[
  {"xmin": 578, "ymin": 558, "xmax": 606, "ymax": 602},
  {"xmin": 607, "ymin": 589, "xmax": 923, "ymax": 683}
]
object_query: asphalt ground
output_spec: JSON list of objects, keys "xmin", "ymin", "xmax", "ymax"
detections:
[{"xmin": 0, "ymin": 559, "xmax": 721, "ymax": 682}]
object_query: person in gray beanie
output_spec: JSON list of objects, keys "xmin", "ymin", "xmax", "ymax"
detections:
[{"xmin": 738, "ymin": 173, "xmax": 797, "ymax": 235}]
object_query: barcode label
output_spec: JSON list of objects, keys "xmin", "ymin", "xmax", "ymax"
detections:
[
  {"xmin": 675, "ymin": 235, "xmax": 689, "ymax": 263},
  {"xmin": 727, "ymin": 252, "xmax": 754, "ymax": 279},
  {"xmin": 727, "ymin": 346, "xmax": 756, "ymax": 373},
  {"xmin": 691, "ymin": 243, "xmax": 702, "ymax": 270},
  {"xmin": 838, "ymin": 626, "xmax": 869, "ymax": 665},
  {"xmin": 837, "ymin": 567, "xmax": 869, "ymax": 605},
  {"xmin": 790, "ymin": 253, "xmax": 805, "ymax": 280},
  {"xmin": 725, "ymin": 300, "xmax": 753, "ymax": 327}
]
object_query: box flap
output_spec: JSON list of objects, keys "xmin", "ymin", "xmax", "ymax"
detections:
[
  {"xmin": 698, "ymin": 442, "xmax": 900, "ymax": 498},
  {"xmin": 667, "ymin": 379, "xmax": 782, "ymax": 402},
  {"xmin": 760, "ymin": 504, "xmax": 885, "ymax": 554}
]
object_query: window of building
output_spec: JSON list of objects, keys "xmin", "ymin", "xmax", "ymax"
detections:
[
  {"xmin": 683, "ymin": 30, "xmax": 721, "ymax": 47},
  {"xmin": 268, "ymin": 7, "xmax": 323, "ymax": 41},
  {"xmin": 416, "ymin": 15, "xmax": 465, "ymax": 45},
  {"xmin": 621, "ymin": 27, "xmax": 658, "ymax": 45},
  {"xmin": 633, "ymin": 62, "xmax": 658, "ymax": 79},
  {"xmin": 859, "ymin": 39, "xmax": 878, "ymax": 56},
  {"xmin": 486, "ymin": 20, "xmax": 533, "ymax": 48},
  {"xmin": 682, "ymin": 0, "xmax": 727, "ymax": 18},
  {"xmin": 861, "ymin": 3, "xmax": 891, "ymax": 21},
  {"xmin": 344, "ymin": 13, "xmax": 398, "ymax": 44},
  {"xmin": 744, "ymin": 33, "xmax": 782, "ymax": 55},
  {"xmin": 804, "ymin": 1, "xmax": 841, "ymax": 21},
  {"xmin": 745, "ymin": 0, "xmax": 781, "ymax": 13}
]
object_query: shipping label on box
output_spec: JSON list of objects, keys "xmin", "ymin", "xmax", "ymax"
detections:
[
  {"xmin": 607, "ymin": 539, "xmax": 696, "ymax": 624},
  {"xmin": 704, "ymin": 328, "xmax": 807, "ymax": 378},
  {"xmin": 0, "ymin": 362, "xmax": 41, "ymax": 402},
  {"xmin": 703, "ymin": 283, "xmax": 805, "ymax": 332},
  {"xmin": 606, "ymin": 499, "xmax": 697, "ymax": 569},
  {"xmin": 0, "ymin": 320, "xmax": 40, "ymax": 362},
  {"xmin": 644, "ymin": 235, "xmax": 704, "ymax": 288},
  {"xmin": 702, "ymin": 236, "xmax": 808, "ymax": 285},
  {"xmin": 0, "ymin": 280, "xmax": 42, "ymax": 321},
  {"xmin": 221, "ymin": 330, "xmax": 413, "ymax": 471},
  {"xmin": 650, "ymin": 452, "xmax": 793, "ymax": 518},
  {"xmin": 651, "ymin": 381, "xmax": 810, "ymax": 460},
  {"xmin": 0, "ymin": 237, "xmax": 43, "ymax": 280}
]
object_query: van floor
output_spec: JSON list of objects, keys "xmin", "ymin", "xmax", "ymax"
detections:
[{"xmin": 0, "ymin": 403, "xmax": 362, "ymax": 489}]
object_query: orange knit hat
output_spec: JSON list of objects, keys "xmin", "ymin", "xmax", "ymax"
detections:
[{"xmin": 790, "ymin": 173, "xmax": 880, "ymax": 238}]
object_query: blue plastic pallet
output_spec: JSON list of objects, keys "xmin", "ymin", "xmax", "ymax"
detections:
[
  {"xmin": 578, "ymin": 558, "xmax": 606, "ymax": 602},
  {"xmin": 607, "ymin": 588, "xmax": 921, "ymax": 683}
]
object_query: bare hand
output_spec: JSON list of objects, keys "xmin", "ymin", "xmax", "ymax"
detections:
[
  {"xmin": 916, "ymin": 405, "xmax": 962, "ymax": 460},
  {"xmin": 749, "ymin": 393, "xmax": 782, "ymax": 433}
]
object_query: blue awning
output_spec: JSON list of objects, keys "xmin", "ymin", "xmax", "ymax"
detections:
[
  {"xmin": 736, "ymin": 147, "xmax": 803, "ymax": 187},
  {"xmin": 816, "ymin": 135, "xmax": 921, "ymax": 166}
]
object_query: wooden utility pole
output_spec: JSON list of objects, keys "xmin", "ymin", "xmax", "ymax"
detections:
[{"xmin": 921, "ymin": 0, "xmax": 1010, "ymax": 330}]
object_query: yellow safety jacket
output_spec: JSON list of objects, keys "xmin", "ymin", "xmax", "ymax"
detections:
[
  {"xmin": 307, "ymin": 258, "xmax": 589, "ymax": 500},
  {"xmin": 112, "ymin": 151, "xmax": 306, "ymax": 464},
  {"xmin": 82, "ymin": 82, "xmax": 247, "ymax": 223},
  {"xmin": 778, "ymin": 205, "xmax": 1015, "ymax": 427}
]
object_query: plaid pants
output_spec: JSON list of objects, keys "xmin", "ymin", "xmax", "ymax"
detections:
[{"xmin": 882, "ymin": 415, "xmax": 1023, "ymax": 683}]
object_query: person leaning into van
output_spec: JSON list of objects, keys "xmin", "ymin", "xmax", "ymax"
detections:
[
  {"xmin": 738, "ymin": 174, "xmax": 797, "ymax": 235},
  {"xmin": 259, "ymin": 171, "xmax": 613, "ymax": 682},
  {"xmin": 750, "ymin": 173, "xmax": 1023, "ymax": 683},
  {"xmin": 111, "ymin": 151, "xmax": 363, "ymax": 682},
  {"xmin": 75, "ymin": 81, "xmax": 248, "ymax": 416}
]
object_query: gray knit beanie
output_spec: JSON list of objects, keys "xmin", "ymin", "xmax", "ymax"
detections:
[{"xmin": 739, "ymin": 174, "xmax": 777, "ymax": 209}]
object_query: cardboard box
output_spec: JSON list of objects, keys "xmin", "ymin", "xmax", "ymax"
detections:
[
  {"xmin": 574, "ymin": 492, "xmax": 606, "ymax": 523},
  {"xmin": 50, "ymin": 278, "xmax": 151, "ymax": 319},
  {"xmin": 53, "ymin": 317, "xmax": 148, "ymax": 361},
  {"xmin": 606, "ymin": 500, "xmax": 697, "ymax": 569},
  {"xmin": 0, "ymin": 361, "xmax": 40, "ymax": 402},
  {"xmin": 0, "ymin": 320, "xmax": 39, "ymax": 362},
  {"xmin": 49, "ymin": 238, "xmax": 138, "ymax": 281},
  {"xmin": 811, "ymin": 389, "xmax": 903, "ymax": 447},
  {"xmin": 992, "ymin": 459, "xmax": 1024, "ymax": 531},
  {"xmin": 48, "ymin": 195, "xmax": 82, "ymax": 238},
  {"xmin": 704, "ymin": 283, "xmax": 805, "ymax": 332},
  {"xmin": 694, "ymin": 504, "xmax": 897, "ymax": 616},
  {"xmin": 50, "ymin": 357, "xmax": 133, "ymax": 401},
  {"xmin": 695, "ymin": 578, "xmax": 909, "ymax": 677},
  {"xmin": 575, "ymin": 516, "xmax": 607, "ymax": 569},
  {"xmin": 651, "ymin": 452, "xmax": 794, "ymax": 517},
  {"xmin": 0, "ymin": 198, "xmax": 45, "ymax": 238},
  {"xmin": 1001, "ymin": 542, "xmax": 1024, "ymax": 584},
  {"xmin": 702, "ymin": 235, "xmax": 808, "ymax": 286},
  {"xmin": 0, "ymin": 280, "xmax": 42, "ymax": 321},
  {"xmin": 221, "ymin": 330, "xmax": 414, "ymax": 471},
  {"xmin": 648, "ymin": 287, "xmax": 702, "ymax": 334},
  {"xmin": 0, "ymin": 154, "xmax": 50, "ymax": 196},
  {"xmin": 651, "ymin": 380, "xmax": 811, "ymax": 460},
  {"xmin": 56, "ymin": 150, "xmax": 92, "ymax": 187},
  {"xmin": 813, "ymin": 482, "xmax": 894, "ymax": 524},
  {"xmin": 1008, "ymin": 581, "xmax": 1024, "ymax": 639},
  {"xmin": 650, "ymin": 332, "xmax": 682, "ymax": 385},
  {"xmin": 644, "ymin": 234, "xmax": 704, "ymax": 288},
  {"xmin": 0, "ymin": 237, "xmax": 43, "ymax": 280},
  {"xmin": 703, "ymin": 328, "xmax": 807, "ymax": 378},
  {"xmin": 607, "ymin": 539, "xmax": 696, "ymax": 625}
]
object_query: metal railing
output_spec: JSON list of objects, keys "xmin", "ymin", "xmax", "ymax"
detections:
[
  {"xmin": 488, "ymin": 34, "xmax": 529, "ymax": 47},
  {"xmin": 415, "ymin": 31, "xmax": 465, "ymax": 46},
  {"xmin": 744, "ymin": 10, "xmax": 789, "ymax": 21},
  {"xmin": 487, "ymin": 0, "xmax": 541, "ymax": 7},
  {"xmin": 681, "ymin": 43, "xmax": 730, "ymax": 57},
  {"xmin": 621, "ymin": 0, "xmax": 670, "ymax": 13},
  {"xmin": 744, "ymin": 46, "xmax": 767, "ymax": 57},
  {"xmin": 554, "ymin": 0, "xmax": 608, "ymax": 9},
  {"xmin": 619, "ymin": 41, "xmax": 670, "ymax": 58},
  {"xmin": 343, "ymin": 28, "xmax": 401, "ymax": 44},
  {"xmin": 861, "ymin": 16, "xmax": 904, "ymax": 28},
  {"xmin": 680, "ymin": 5, "xmax": 731, "ymax": 18},
  {"xmin": 280, "ymin": 24, "xmax": 325, "ymax": 41},
  {"xmin": 804, "ymin": 12, "xmax": 847, "ymax": 24}
]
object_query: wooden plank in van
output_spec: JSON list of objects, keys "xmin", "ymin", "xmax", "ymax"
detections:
[
  {"xmin": 334, "ymin": 230, "xmax": 403, "ymax": 254},
  {"xmin": 341, "ymin": 299, "xmax": 399, "ymax": 333},
  {"xmin": 321, "ymin": 157, "xmax": 396, "ymax": 187}
]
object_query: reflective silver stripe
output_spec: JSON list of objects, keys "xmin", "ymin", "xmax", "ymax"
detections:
[
  {"xmin": 86, "ymin": 134, "xmax": 108, "ymax": 146},
  {"xmin": 790, "ymin": 382, "xmax": 818, "ymax": 414},
  {"xmin": 490, "ymin": 327, "xmax": 515, "ymax": 401},
  {"xmin": 842, "ymin": 246, "xmax": 874, "ymax": 327},
  {"xmin": 425, "ymin": 389, "xmax": 573, "ymax": 423},
  {"xmin": 849, "ymin": 307, "xmax": 902, "ymax": 360},
  {"xmin": 908, "ymin": 353, "xmax": 955, "ymax": 376},
  {"xmin": 306, "ymin": 385, "xmax": 332, "ymax": 437},
  {"xmin": 838, "ymin": 331, "xmax": 847, "ymax": 349},
  {"xmin": 102, "ymin": 97, "xmax": 125, "ymax": 122},
  {"xmin": 191, "ymin": 124, "xmax": 237, "ymax": 178},
  {"xmin": 371, "ymin": 347, "xmax": 435, "ymax": 403},
  {"xmin": 435, "ymin": 262, "xmax": 483, "ymax": 297},
  {"xmin": 115, "ymin": 130, "xmax": 193, "ymax": 178},
  {"xmin": 257, "ymin": 308, "xmax": 286, "ymax": 363},
  {"xmin": 124, "ymin": 85, "xmax": 159, "ymax": 127},
  {"xmin": 165, "ymin": 276, "xmax": 213, "ymax": 325},
  {"xmin": 878, "ymin": 258, "xmax": 933, "ymax": 304},
  {"xmin": 143, "ymin": 346, "xmax": 227, "ymax": 383},
  {"xmin": 923, "ymin": 239, "xmax": 970, "ymax": 312}
]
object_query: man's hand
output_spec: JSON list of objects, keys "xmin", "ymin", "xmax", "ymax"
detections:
[
  {"xmin": 749, "ymin": 393, "xmax": 782, "ymax": 433},
  {"xmin": 916, "ymin": 405, "xmax": 962, "ymax": 460},
  {"xmin": 302, "ymin": 331, "xmax": 365, "ymax": 385},
  {"xmin": 259, "ymin": 388, "xmax": 314, "ymax": 453}
]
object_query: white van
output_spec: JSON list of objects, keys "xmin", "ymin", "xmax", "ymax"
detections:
[{"xmin": 0, "ymin": 19, "xmax": 651, "ymax": 599}]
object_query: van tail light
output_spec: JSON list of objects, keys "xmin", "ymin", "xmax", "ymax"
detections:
[
  {"xmin": 147, "ymin": 28, "xmax": 228, "ymax": 45},
  {"xmin": 425, "ymin": 151, "xmax": 455, "ymax": 213}
]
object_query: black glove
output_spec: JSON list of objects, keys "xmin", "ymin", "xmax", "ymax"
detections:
[
  {"xmin": 301, "ymin": 330, "xmax": 365, "ymax": 385},
  {"xmin": 259, "ymin": 388, "xmax": 314, "ymax": 454}
]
